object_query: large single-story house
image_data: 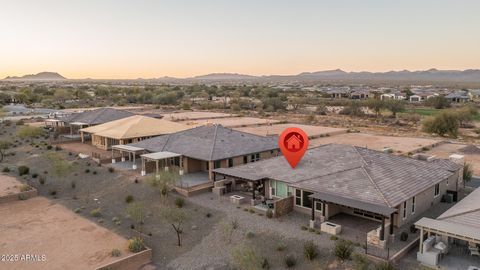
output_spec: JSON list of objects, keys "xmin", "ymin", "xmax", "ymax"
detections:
[
  {"xmin": 119, "ymin": 124, "xmax": 279, "ymax": 183},
  {"xmin": 214, "ymin": 144, "xmax": 463, "ymax": 245},
  {"xmin": 415, "ymin": 187, "xmax": 480, "ymax": 267},
  {"xmin": 445, "ymin": 91, "xmax": 470, "ymax": 103},
  {"xmin": 57, "ymin": 108, "xmax": 135, "ymax": 136},
  {"xmin": 79, "ymin": 115, "xmax": 189, "ymax": 150}
]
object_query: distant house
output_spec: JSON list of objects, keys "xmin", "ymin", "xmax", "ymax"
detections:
[
  {"xmin": 409, "ymin": 93, "xmax": 438, "ymax": 102},
  {"xmin": 445, "ymin": 91, "xmax": 469, "ymax": 103},
  {"xmin": 350, "ymin": 90, "xmax": 370, "ymax": 99},
  {"xmin": 468, "ymin": 89, "xmax": 480, "ymax": 101},
  {"xmin": 214, "ymin": 144, "xmax": 463, "ymax": 247},
  {"xmin": 380, "ymin": 92, "xmax": 407, "ymax": 101}
]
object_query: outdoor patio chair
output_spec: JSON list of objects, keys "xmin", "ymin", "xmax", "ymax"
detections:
[{"xmin": 469, "ymin": 247, "xmax": 480, "ymax": 256}]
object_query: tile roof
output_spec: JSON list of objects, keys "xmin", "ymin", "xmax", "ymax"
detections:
[
  {"xmin": 214, "ymin": 144, "xmax": 460, "ymax": 208},
  {"xmin": 63, "ymin": 108, "xmax": 135, "ymax": 125},
  {"xmin": 129, "ymin": 125, "xmax": 279, "ymax": 161}
]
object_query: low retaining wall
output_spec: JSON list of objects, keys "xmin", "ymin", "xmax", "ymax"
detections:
[
  {"xmin": 95, "ymin": 248, "xmax": 152, "ymax": 270},
  {"xmin": 0, "ymin": 189, "xmax": 37, "ymax": 204},
  {"xmin": 274, "ymin": 196, "xmax": 293, "ymax": 217}
]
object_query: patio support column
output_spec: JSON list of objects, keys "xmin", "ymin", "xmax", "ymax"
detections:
[
  {"xmin": 111, "ymin": 148, "xmax": 116, "ymax": 163},
  {"xmin": 121, "ymin": 151, "xmax": 125, "ymax": 162},
  {"xmin": 310, "ymin": 198, "xmax": 316, "ymax": 228},
  {"xmin": 380, "ymin": 217, "xmax": 385, "ymax": 241},
  {"xmin": 141, "ymin": 157, "xmax": 146, "ymax": 176},
  {"xmin": 81, "ymin": 131, "xmax": 84, "ymax": 143},
  {"xmin": 155, "ymin": 160, "xmax": 159, "ymax": 178},
  {"xmin": 389, "ymin": 213, "xmax": 394, "ymax": 236},
  {"xmin": 132, "ymin": 153, "xmax": 137, "ymax": 170},
  {"xmin": 252, "ymin": 183, "xmax": 256, "ymax": 200},
  {"xmin": 419, "ymin": 228, "xmax": 424, "ymax": 253}
]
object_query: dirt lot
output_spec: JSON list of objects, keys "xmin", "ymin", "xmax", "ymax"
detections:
[
  {"xmin": 425, "ymin": 142, "xmax": 480, "ymax": 175},
  {"xmin": 235, "ymin": 123, "xmax": 347, "ymax": 139},
  {"xmin": 0, "ymin": 174, "xmax": 23, "ymax": 197},
  {"xmin": 57, "ymin": 141, "xmax": 112, "ymax": 160},
  {"xmin": 0, "ymin": 197, "xmax": 133, "ymax": 270},
  {"xmin": 310, "ymin": 132, "xmax": 443, "ymax": 154},
  {"xmin": 178, "ymin": 117, "xmax": 281, "ymax": 128},
  {"xmin": 160, "ymin": 111, "xmax": 235, "ymax": 121}
]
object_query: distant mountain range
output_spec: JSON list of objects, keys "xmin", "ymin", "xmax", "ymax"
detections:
[
  {"xmin": 3, "ymin": 69, "xmax": 480, "ymax": 84},
  {"xmin": 3, "ymin": 72, "xmax": 66, "ymax": 81}
]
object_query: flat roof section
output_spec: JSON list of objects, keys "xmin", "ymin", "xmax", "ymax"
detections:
[{"xmin": 141, "ymin": 151, "xmax": 182, "ymax": 160}]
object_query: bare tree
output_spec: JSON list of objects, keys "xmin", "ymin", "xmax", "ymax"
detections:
[{"xmin": 160, "ymin": 205, "xmax": 187, "ymax": 246}]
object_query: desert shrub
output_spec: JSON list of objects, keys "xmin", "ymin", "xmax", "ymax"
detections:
[
  {"xmin": 300, "ymin": 225, "xmax": 308, "ymax": 231},
  {"xmin": 85, "ymin": 169, "xmax": 90, "ymax": 173},
  {"xmin": 422, "ymin": 111, "xmax": 459, "ymax": 137},
  {"xmin": 16, "ymin": 120, "xmax": 25, "ymax": 126},
  {"xmin": 90, "ymin": 208, "xmax": 101, "ymax": 217},
  {"xmin": 74, "ymin": 208, "xmax": 81, "ymax": 213},
  {"xmin": 18, "ymin": 193, "xmax": 27, "ymax": 200},
  {"xmin": 175, "ymin": 197, "xmax": 185, "ymax": 208},
  {"xmin": 266, "ymin": 209, "xmax": 273, "ymax": 219},
  {"xmin": 2, "ymin": 167, "xmax": 10, "ymax": 172},
  {"xmin": 400, "ymin": 231, "xmax": 409, "ymax": 241},
  {"xmin": 71, "ymin": 181, "xmax": 76, "ymax": 189},
  {"xmin": 31, "ymin": 173, "xmax": 38, "ymax": 178},
  {"xmin": 245, "ymin": 231, "xmax": 255, "ymax": 239},
  {"xmin": 261, "ymin": 257, "xmax": 270, "ymax": 269},
  {"xmin": 18, "ymin": 165, "xmax": 30, "ymax": 176},
  {"xmin": 231, "ymin": 245, "xmax": 263, "ymax": 270},
  {"xmin": 39, "ymin": 176, "xmax": 46, "ymax": 185},
  {"xmin": 276, "ymin": 243, "xmax": 286, "ymax": 252},
  {"xmin": 248, "ymin": 208, "xmax": 255, "ymax": 214},
  {"xmin": 376, "ymin": 262, "xmax": 397, "ymax": 270},
  {"xmin": 464, "ymin": 162, "xmax": 473, "ymax": 182},
  {"xmin": 410, "ymin": 224, "xmax": 418, "ymax": 233},
  {"xmin": 205, "ymin": 212, "xmax": 212, "ymax": 218},
  {"xmin": 110, "ymin": 248, "xmax": 121, "ymax": 257},
  {"xmin": 330, "ymin": 235, "xmax": 338, "ymax": 241},
  {"xmin": 92, "ymin": 171, "xmax": 97, "ymax": 175},
  {"xmin": 284, "ymin": 255, "xmax": 296, "ymax": 268},
  {"xmin": 54, "ymin": 145, "xmax": 62, "ymax": 151},
  {"xmin": 352, "ymin": 253, "xmax": 370, "ymax": 270},
  {"xmin": 128, "ymin": 237, "xmax": 146, "ymax": 253},
  {"xmin": 335, "ymin": 240, "xmax": 353, "ymax": 261},
  {"xmin": 303, "ymin": 241, "xmax": 318, "ymax": 260},
  {"xmin": 125, "ymin": 195, "xmax": 134, "ymax": 203},
  {"xmin": 108, "ymin": 167, "xmax": 115, "ymax": 173},
  {"xmin": 46, "ymin": 145, "xmax": 53, "ymax": 150},
  {"xmin": 49, "ymin": 189, "xmax": 57, "ymax": 196},
  {"xmin": 19, "ymin": 184, "xmax": 32, "ymax": 192}
]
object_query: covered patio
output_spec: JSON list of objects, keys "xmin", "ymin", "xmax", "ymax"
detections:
[
  {"xmin": 111, "ymin": 145, "xmax": 146, "ymax": 170},
  {"xmin": 140, "ymin": 151, "xmax": 184, "ymax": 177}
]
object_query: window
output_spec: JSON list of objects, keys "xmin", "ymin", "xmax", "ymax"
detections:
[
  {"xmin": 411, "ymin": 196, "xmax": 416, "ymax": 214},
  {"xmin": 434, "ymin": 183, "xmax": 440, "ymax": 197},
  {"xmin": 228, "ymin": 158, "xmax": 234, "ymax": 168},
  {"xmin": 255, "ymin": 153, "xmax": 260, "ymax": 161},
  {"xmin": 243, "ymin": 156, "xmax": 248, "ymax": 164},
  {"xmin": 302, "ymin": 191, "xmax": 313, "ymax": 208},
  {"xmin": 315, "ymin": 201, "xmax": 322, "ymax": 212},
  {"xmin": 403, "ymin": 201, "xmax": 407, "ymax": 219},
  {"xmin": 214, "ymin": 160, "xmax": 221, "ymax": 169},
  {"xmin": 271, "ymin": 181, "xmax": 276, "ymax": 196},
  {"xmin": 250, "ymin": 154, "xmax": 255, "ymax": 162},
  {"xmin": 206, "ymin": 161, "xmax": 209, "ymax": 170},
  {"xmin": 295, "ymin": 189, "xmax": 302, "ymax": 206}
]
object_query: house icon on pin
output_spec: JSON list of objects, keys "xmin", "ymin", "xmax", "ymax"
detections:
[{"xmin": 286, "ymin": 134, "xmax": 302, "ymax": 151}]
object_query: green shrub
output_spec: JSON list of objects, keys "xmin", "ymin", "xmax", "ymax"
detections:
[
  {"xmin": 206, "ymin": 212, "xmax": 212, "ymax": 218},
  {"xmin": 108, "ymin": 167, "xmax": 114, "ymax": 173},
  {"xmin": 128, "ymin": 237, "xmax": 146, "ymax": 253},
  {"xmin": 18, "ymin": 193, "xmax": 27, "ymax": 200},
  {"xmin": 49, "ymin": 189, "xmax": 57, "ymax": 196},
  {"xmin": 410, "ymin": 224, "xmax": 418, "ymax": 234},
  {"xmin": 335, "ymin": 240, "xmax": 353, "ymax": 261},
  {"xmin": 85, "ymin": 169, "xmax": 90, "ymax": 173},
  {"xmin": 303, "ymin": 241, "xmax": 318, "ymax": 260},
  {"xmin": 125, "ymin": 195, "xmax": 134, "ymax": 203},
  {"xmin": 92, "ymin": 171, "xmax": 98, "ymax": 175},
  {"xmin": 300, "ymin": 225, "xmax": 308, "ymax": 231},
  {"xmin": 276, "ymin": 243, "xmax": 286, "ymax": 252},
  {"xmin": 110, "ymin": 248, "xmax": 121, "ymax": 257},
  {"xmin": 90, "ymin": 208, "xmax": 101, "ymax": 217},
  {"xmin": 2, "ymin": 167, "xmax": 10, "ymax": 172},
  {"xmin": 71, "ymin": 181, "xmax": 76, "ymax": 189},
  {"xmin": 74, "ymin": 208, "xmax": 81, "ymax": 213},
  {"xmin": 376, "ymin": 262, "xmax": 397, "ymax": 270},
  {"xmin": 330, "ymin": 235, "xmax": 338, "ymax": 241},
  {"xmin": 175, "ymin": 197, "xmax": 185, "ymax": 208},
  {"xmin": 266, "ymin": 209, "xmax": 273, "ymax": 219},
  {"xmin": 54, "ymin": 145, "xmax": 62, "ymax": 151},
  {"xmin": 31, "ymin": 173, "xmax": 38, "ymax": 178},
  {"xmin": 400, "ymin": 231, "xmax": 409, "ymax": 241},
  {"xmin": 245, "ymin": 231, "xmax": 255, "ymax": 239},
  {"xmin": 20, "ymin": 184, "xmax": 32, "ymax": 192},
  {"xmin": 46, "ymin": 145, "xmax": 53, "ymax": 150},
  {"xmin": 18, "ymin": 165, "xmax": 30, "ymax": 176},
  {"xmin": 249, "ymin": 208, "xmax": 255, "ymax": 214},
  {"xmin": 284, "ymin": 255, "xmax": 296, "ymax": 268}
]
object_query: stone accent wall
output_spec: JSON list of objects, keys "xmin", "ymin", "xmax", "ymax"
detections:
[{"xmin": 274, "ymin": 196, "xmax": 294, "ymax": 217}]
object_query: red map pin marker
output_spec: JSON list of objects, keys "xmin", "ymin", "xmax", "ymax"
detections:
[{"xmin": 279, "ymin": 127, "xmax": 309, "ymax": 169}]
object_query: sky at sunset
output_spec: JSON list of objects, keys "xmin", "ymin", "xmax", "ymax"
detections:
[{"xmin": 1, "ymin": 0, "xmax": 480, "ymax": 79}]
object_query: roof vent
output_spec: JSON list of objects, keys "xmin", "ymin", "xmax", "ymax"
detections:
[
  {"xmin": 449, "ymin": 154, "xmax": 464, "ymax": 165},
  {"xmin": 383, "ymin": 147, "xmax": 393, "ymax": 154}
]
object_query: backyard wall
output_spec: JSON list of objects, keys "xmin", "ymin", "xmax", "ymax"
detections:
[
  {"xmin": 95, "ymin": 248, "xmax": 152, "ymax": 270},
  {"xmin": 274, "ymin": 196, "xmax": 294, "ymax": 217}
]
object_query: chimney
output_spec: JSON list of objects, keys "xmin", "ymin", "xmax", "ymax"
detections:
[{"xmin": 448, "ymin": 154, "xmax": 465, "ymax": 165}]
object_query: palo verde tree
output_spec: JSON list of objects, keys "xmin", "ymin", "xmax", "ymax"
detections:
[
  {"xmin": 16, "ymin": 126, "xmax": 44, "ymax": 143},
  {"xmin": 44, "ymin": 152, "xmax": 74, "ymax": 188},
  {"xmin": 0, "ymin": 140, "xmax": 10, "ymax": 162},
  {"xmin": 160, "ymin": 205, "xmax": 187, "ymax": 246},
  {"xmin": 147, "ymin": 167, "xmax": 180, "ymax": 202},
  {"xmin": 126, "ymin": 202, "xmax": 146, "ymax": 231},
  {"xmin": 365, "ymin": 98, "xmax": 385, "ymax": 117},
  {"xmin": 384, "ymin": 99, "xmax": 405, "ymax": 118}
]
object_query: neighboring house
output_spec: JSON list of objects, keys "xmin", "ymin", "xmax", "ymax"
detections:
[
  {"xmin": 468, "ymin": 89, "xmax": 480, "ymax": 101},
  {"xmin": 350, "ymin": 90, "xmax": 370, "ymax": 99},
  {"xmin": 409, "ymin": 95, "xmax": 422, "ymax": 102},
  {"xmin": 121, "ymin": 125, "xmax": 279, "ymax": 183},
  {"xmin": 79, "ymin": 115, "xmax": 189, "ymax": 150},
  {"xmin": 58, "ymin": 108, "xmax": 135, "ymax": 136},
  {"xmin": 380, "ymin": 92, "xmax": 406, "ymax": 101},
  {"xmin": 214, "ymin": 144, "xmax": 463, "ymax": 244},
  {"xmin": 415, "ymin": 187, "xmax": 480, "ymax": 267},
  {"xmin": 409, "ymin": 93, "xmax": 438, "ymax": 102},
  {"xmin": 445, "ymin": 91, "xmax": 470, "ymax": 103}
]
